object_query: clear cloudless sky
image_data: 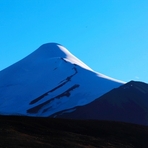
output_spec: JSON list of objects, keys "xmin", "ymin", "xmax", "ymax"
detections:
[{"xmin": 0, "ymin": 0, "xmax": 148, "ymax": 83}]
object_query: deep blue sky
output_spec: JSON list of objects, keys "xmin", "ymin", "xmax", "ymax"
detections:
[{"xmin": 0, "ymin": 0, "xmax": 148, "ymax": 83}]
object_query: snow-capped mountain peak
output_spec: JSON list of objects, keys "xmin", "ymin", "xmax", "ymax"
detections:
[
  {"xmin": 32, "ymin": 43, "xmax": 92, "ymax": 71},
  {"xmin": 0, "ymin": 43, "xmax": 123, "ymax": 116}
]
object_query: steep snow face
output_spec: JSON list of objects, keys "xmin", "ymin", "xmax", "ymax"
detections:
[{"xmin": 0, "ymin": 43, "xmax": 124, "ymax": 116}]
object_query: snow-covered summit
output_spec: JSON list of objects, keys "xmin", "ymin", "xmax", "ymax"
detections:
[
  {"xmin": 0, "ymin": 43, "xmax": 124, "ymax": 116},
  {"xmin": 31, "ymin": 43, "xmax": 93, "ymax": 71}
]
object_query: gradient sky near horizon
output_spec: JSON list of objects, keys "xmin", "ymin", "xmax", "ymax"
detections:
[{"xmin": 0, "ymin": 0, "xmax": 148, "ymax": 83}]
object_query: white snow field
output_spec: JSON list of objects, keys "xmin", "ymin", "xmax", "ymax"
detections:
[{"xmin": 0, "ymin": 43, "xmax": 124, "ymax": 116}]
